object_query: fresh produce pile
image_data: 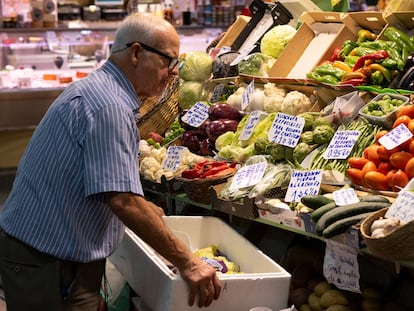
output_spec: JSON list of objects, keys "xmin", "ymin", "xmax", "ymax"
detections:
[
  {"xmin": 307, "ymin": 27, "xmax": 414, "ymax": 88},
  {"xmin": 180, "ymin": 159, "xmax": 237, "ymax": 180},
  {"xmin": 300, "ymin": 193, "xmax": 391, "ymax": 238},
  {"xmin": 193, "ymin": 245, "xmax": 240, "ymax": 274},
  {"xmin": 346, "ymin": 103, "xmax": 414, "ymax": 192}
]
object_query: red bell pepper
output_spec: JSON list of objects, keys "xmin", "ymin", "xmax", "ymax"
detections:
[{"xmin": 352, "ymin": 50, "xmax": 390, "ymax": 71}]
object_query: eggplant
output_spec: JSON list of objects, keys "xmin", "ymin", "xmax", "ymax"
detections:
[
  {"xmin": 181, "ymin": 130, "xmax": 203, "ymax": 153},
  {"xmin": 209, "ymin": 103, "xmax": 242, "ymax": 121},
  {"xmin": 397, "ymin": 66, "xmax": 414, "ymax": 90},
  {"xmin": 206, "ymin": 119, "xmax": 239, "ymax": 141},
  {"xmin": 405, "ymin": 51, "xmax": 414, "ymax": 71},
  {"xmin": 199, "ymin": 137, "xmax": 215, "ymax": 156}
]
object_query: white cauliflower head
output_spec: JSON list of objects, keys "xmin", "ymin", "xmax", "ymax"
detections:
[
  {"xmin": 263, "ymin": 94, "xmax": 284, "ymax": 113},
  {"xmin": 281, "ymin": 91, "xmax": 312, "ymax": 116}
]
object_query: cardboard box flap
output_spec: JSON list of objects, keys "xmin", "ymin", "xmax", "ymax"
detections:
[
  {"xmin": 300, "ymin": 11, "xmax": 344, "ymax": 25},
  {"xmin": 342, "ymin": 11, "xmax": 387, "ymax": 35},
  {"xmin": 384, "ymin": 11, "xmax": 414, "ymax": 35}
]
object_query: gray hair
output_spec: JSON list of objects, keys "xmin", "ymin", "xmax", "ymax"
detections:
[{"xmin": 111, "ymin": 13, "xmax": 168, "ymax": 53}]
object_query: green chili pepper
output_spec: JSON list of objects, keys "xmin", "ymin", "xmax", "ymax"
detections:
[
  {"xmin": 349, "ymin": 46, "xmax": 377, "ymax": 57},
  {"xmin": 384, "ymin": 26, "xmax": 414, "ymax": 53},
  {"xmin": 380, "ymin": 58, "xmax": 398, "ymax": 70},
  {"xmin": 313, "ymin": 64, "xmax": 345, "ymax": 80},
  {"xmin": 370, "ymin": 70, "xmax": 384, "ymax": 85},
  {"xmin": 339, "ymin": 40, "xmax": 359, "ymax": 58},
  {"xmin": 344, "ymin": 55, "xmax": 360, "ymax": 67},
  {"xmin": 306, "ymin": 72, "xmax": 340, "ymax": 85}
]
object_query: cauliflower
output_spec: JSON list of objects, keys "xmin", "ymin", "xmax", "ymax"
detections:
[
  {"xmin": 226, "ymin": 87, "xmax": 245, "ymax": 111},
  {"xmin": 263, "ymin": 93, "xmax": 284, "ymax": 113},
  {"xmin": 281, "ymin": 91, "xmax": 312, "ymax": 115},
  {"xmin": 246, "ymin": 89, "xmax": 265, "ymax": 112},
  {"xmin": 263, "ymin": 83, "xmax": 286, "ymax": 97},
  {"xmin": 139, "ymin": 140, "xmax": 153, "ymax": 158},
  {"xmin": 149, "ymin": 147, "xmax": 166, "ymax": 163},
  {"xmin": 140, "ymin": 157, "xmax": 162, "ymax": 181}
]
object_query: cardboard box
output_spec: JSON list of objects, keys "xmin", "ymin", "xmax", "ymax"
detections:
[
  {"xmin": 110, "ymin": 216, "xmax": 291, "ymax": 311},
  {"xmin": 210, "ymin": 183, "xmax": 259, "ymax": 220},
  {"xmin": 384, "ymin": 11, "xmax": 414, "ymax": 36},
  {"xmin": 342, "ymin": 11, "xmax": 387, "ymax": 37},
  {"xmin": 269, "ymin": 11, "xmax": 351, "ymax": 79}
]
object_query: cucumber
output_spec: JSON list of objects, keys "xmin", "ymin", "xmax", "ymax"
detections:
[
  {"xmin": 315, "ymin": 201, "xmax": 391, "ymax": 235},
  {"xmin": 301, "ymin": 194, "xmax": 335, "ymax": 210},
  {"xmin": 359, "ymin": 195, "xmax": 390, "ymax": 203},
  {"xmin": 322, "ymin": 212, "xmax": 374, "ymax": 238},
  {"xmin": 311, "ymin": 202, "xmax": 337, "ymax": 222}
]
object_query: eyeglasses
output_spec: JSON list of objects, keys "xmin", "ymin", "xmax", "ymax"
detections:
[{"xmin": 126, "ymin": 42, "xmax": 180, "ymax": 70}]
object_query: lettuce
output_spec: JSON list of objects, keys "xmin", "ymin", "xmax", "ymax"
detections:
[
  {"xmin": 260, "ymin": 25, "xmax": 296, "ymax": 59},
  {"xmin": 179, "ymin": 51, "xmax": 213, "ymax": 81}
]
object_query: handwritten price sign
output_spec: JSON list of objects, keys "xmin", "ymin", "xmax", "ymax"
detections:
[
  {"xmin": 324, "ymin": 131, "xmax": 360, "ymax": 160},
  {"xmin": 162, "ymin": 146, "xmax": 186, "ymax": 172},
  {"xmin": 229, "ymin": 162, "xmax": 267, "ymax": 191},
  {"xmin": 285, "ymin": 170, "xmax": 322, "ymax": 202},
  {"xmin": 239, "ymin": 111, "xmax": 267, "ymax": 141},
  {"xmin": 268, "ymin": 113, "xmax": 305, "ymax": 148},
  {"xmin": 181, "ymin": 102, "xmax": 210, "ymax": 128}
]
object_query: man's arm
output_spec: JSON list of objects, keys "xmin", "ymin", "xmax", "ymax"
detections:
[{"xmin": 105, "ymin": 192, "xmax": 221, "ymax": 307}]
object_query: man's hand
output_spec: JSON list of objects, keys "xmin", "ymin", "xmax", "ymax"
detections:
[{"xmin": 180, "ymin": 255, "xmax": 222, "ymax": 307}]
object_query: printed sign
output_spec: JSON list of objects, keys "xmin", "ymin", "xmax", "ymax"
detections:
[
  {"xmin": 181, "ymin": 102, "xmax": 210, "ymax": 128},
  {"xmin": 285, "ymin": 170, "xmax": 322, "ymax": 202},
  {"xmin": 268, "ymin": 113, "xmax": 305, "ymax": 148},
  {"xmin": 162, "ymin": 146, "xmax": 186, "ymax": 171},
  {"xmin": 324, "ymin": 130, "xmax": 360, "ymax": 159},
  {"xmin": 324, "ymin": 240, "xmax": 361, "ymax": 293}
]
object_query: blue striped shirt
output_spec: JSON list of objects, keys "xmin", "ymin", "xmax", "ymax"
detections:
[{"xmin": 0, "ymin": 61, "xmax": 144, "ymax": 262}]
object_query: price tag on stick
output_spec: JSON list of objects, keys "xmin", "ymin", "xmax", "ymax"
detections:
[{"xmin": 285, "ymin": 170, "xmax": 322, "ymax": 202}]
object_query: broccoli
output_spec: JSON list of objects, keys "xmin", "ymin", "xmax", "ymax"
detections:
[{"xmin": 313, "ymin": 125, "xmax": 335, "ymax": 144}]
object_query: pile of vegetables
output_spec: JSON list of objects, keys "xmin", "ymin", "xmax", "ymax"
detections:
[
  {"xmin": 346, "ymin": 104, "xmax": 414, "ymax": 192},
  {"xmin": 180, "ymin": 159, "xmax": 237, "ymax": 180},
  {"xmin": 180, "ymin": 102, "xmax": 242, "ymax": 156},
  {"xmin": 306, "ymin": 27, "xmax": 414, "ymax": 87},
  {"xmin": 193, "ymin": 245, "xmax": 241, "ymax": 274},
  {"xmin": 178, "ymin": 51, "xmax": 213, "ymax": 109}
]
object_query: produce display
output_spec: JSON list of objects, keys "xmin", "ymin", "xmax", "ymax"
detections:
[{"xmin": 306, "ymin": 27, "xmax": 414, "ymax": 88}]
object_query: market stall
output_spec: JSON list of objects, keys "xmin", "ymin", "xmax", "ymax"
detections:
[{"xmin": 123, "ymin": 4, "xmax": 414, "ymax": 311}]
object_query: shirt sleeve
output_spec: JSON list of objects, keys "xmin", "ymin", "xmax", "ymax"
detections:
[{"xmin": 83, "ymin": 104, "xmax": 144, "ymax": 196}]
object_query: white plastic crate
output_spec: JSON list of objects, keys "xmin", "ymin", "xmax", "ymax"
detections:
[{"xmin": 109, "ymin": 216, "xmax": 291, "ymax": 311}]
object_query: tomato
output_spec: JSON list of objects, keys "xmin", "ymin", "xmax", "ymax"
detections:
[
  {"xmin": 391, "ymin": 169, "xmax": 409, "ymax": 191},
  {"xmin": 377, "ymin": 161, "xmax": 394, "ymax": 175},
  {"xmin": 363, "ymin": 145, "xmax": 381, "ymax": 165},
  {"xmin": 347, "ymin": 157, "xmax": 370, "ymax": 169},
  {"xmin": 363, "ymin": 171, "xmax": 390, "ymax": 191},
  {"xmin": 408, "ymin": 119, "xmax": 414, "ymax": 134},
  {"xmin": 377, "ymin": 144, "xmax": 399, "ymax": 161},
  {"xmin": 389, "ymin": 151, "xmax": 414, "ymax": 169},
  {"xmin": 375, "ymin": 130, "xmax": 389, "ymax": 144},
  {"xmin": 409, "ymin": 139, "xmax": 414, "ymax": 154},
  {"xmin": 386, "ymin": 169, "xmax": 397, "ymax": 188},
  {"xmin": 361, "ymin": 161, "xmax": 378, "ymax": 187},
  {"xmin": 397, "ymin": 104, "xmax": 414, "ymax": 119},
  {"xmin": 393, "ymin": 115, "xmax": 411, "ymax": 129},
  {"xmin": 399, "ymin": 137, "xmax": 414, "ymax": 151},
  {"xmin": 405, "ymin": 156, "xmax": 414, "ymax": 179},
  {"xmin": 346, "ymin": 168, "xmax": 364, "ymax": 186}
]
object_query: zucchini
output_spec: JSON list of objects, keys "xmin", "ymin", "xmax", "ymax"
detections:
[
  {"xmin": 359, "ymin": 195, "xmax": 390, "ymax": 203},
  {"xmin": 315, "ymin": 201, "xmax": 391, "ymax": 235},
  {"xmin": 301, "ymin": 195, "xmax": 335, "ymax": 210},
  {"xmin": 322, "ymin": 212, "xmax": 374, "ymax": 238},
  {"xmin": 311, "ymin": 202, "xmax": 337, "ymax": 222}
]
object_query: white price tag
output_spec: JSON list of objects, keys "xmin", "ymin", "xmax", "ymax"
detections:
[
  {"xmin": 285, "ymin": 170, "xmax": 322, "ymax": 203},
  {"xmin": 333, "ymin": 188, "xmax": 359, "ymax": 206},
  {"xmin": 324, "ymin": 240, "xmax": 361, "ymax": 293},
  {"xmin": 378, "ymin": 123, "xmax": 413, "ymax": 150},
  {"xmin": 241, "ymin": 81, "xmax": 255, "ymax": 111},
  {"xmin": 181, "ymin": 102, "xmax": 210, "ymax": 128},
  {"xmin": 229, "ymin": 162, "xmax": 267, "ymax": 191},
  {"xmin": 161, "ymin": 146, "xmax": 187, "ymax": 172},
  {"xmin": 268, "ymin": 113, "xmax": 305, "ymax": 148},
  {"xmin": 324, "ymin": 131, "xmax": 360, "ymax": 160},
  {"xmin": 210, "ymin": 84, "xmax": 225, "ymax": 103},
  {"xmin": 385, "ymin": 189, "xmax": 414, "ymax": 223},
  {"xmin": 239, "ymin": 111, "xmax": 267, "ymax": 141}
]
